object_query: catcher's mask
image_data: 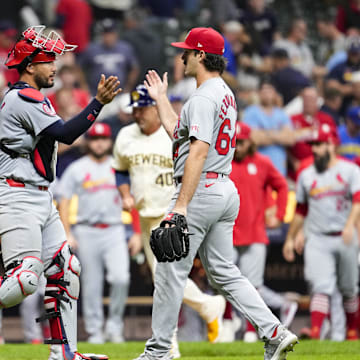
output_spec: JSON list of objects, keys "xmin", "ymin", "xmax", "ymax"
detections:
[{"xmin": 5, "ymin": 25, "xmax": 77, "ymax": 72}]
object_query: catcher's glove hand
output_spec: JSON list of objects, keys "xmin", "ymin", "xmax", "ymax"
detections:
[{"xmin": 150, "ymin": 212, "xmax": 190, "ymax": 262}]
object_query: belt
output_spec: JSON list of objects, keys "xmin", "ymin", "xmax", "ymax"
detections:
[
  {"xmin": 322, "ymin": 231, "xmax": 342, "ymax": 236},
  {"xmin": 6, "ymin": 178, "xmax": 48, "ymax": 191},
  {"xmin": 92, "ymin": 223, "xmax": 110, "ymax": 229},
  {"xmin": 175, "ymin": 172, "xmax": 226, "ymax": 185}
]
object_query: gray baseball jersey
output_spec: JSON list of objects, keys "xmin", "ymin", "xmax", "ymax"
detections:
[
  {"xmin": 173, "ymin": 77, "xmax": 237, "ymax": 177},
  {"xmin": 297, "ymin": 159, "xmax": 360, "ymax": 235},
  {"xmin": 145, "ymin": 76, "xmax": 282, "ymax": 357},
  {"xmin": 0, "ymin": 88, "xmax": 60, "ymax": 186},
  {"xmin": 58, "ymin": 156, "xmax": 123, "ymax": 225}
]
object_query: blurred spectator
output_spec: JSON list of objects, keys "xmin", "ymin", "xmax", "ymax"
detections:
[
  {"xmin": 48, "ymin": 65, "xmax": 90, "ymax": 113},
  {"xmin": 0, "ymin": 21, "xmax": 19, "ymax": 85},
  {"xmin": 320, "ymin": 86, "xmax": 343, "ymax": 126},
  {"xmin": 169, "ymin": 94, "xmax": 184, "ymax": 115},
  {"xmin": 89, "ymin": 0, "xmax": 134, "ymax": 21},
  {"xmin": 243, "ymin": 79, "xmax": 295, "ymax": 175},
  {"xmin": 327, "ymin": 36, "xmax": 360, "ymax": 98},
  {"xmin": 222, "ymin": 20, "xmax": 245, "ymax": 77},
  {"xmin": 289, "ymin": 87, "xmax": 337, "ymax": 178},
  {"xmin": 274, "ymin": 18, "xmax": 319, "ymax": 78},
  {"xmin": 55, "ymin": 0, "xmax": 93, "ymax": 54},
  {"xmin": 338, "ymin": 106, "xmax": 360, "ymax": 160},
  {"xmin": 270, "ymin": 48, "xmax": 311, "ymax": 105},
  {"xmin": 122, "ymin": 9, "xmax": 164, "ymax": 84},
  {"xmin": 336, "ymin": 0, "xmax": 360, "ymax": 34},
  {"xmin": 316, "ymin": 14, "xmax": 347, "ymax": 66},
  {"xmin": 238, "ymin": 0, "xmax": 279, "ymax": 56},
  {"xmin": 349, "ymin": 70, "xmax": 360, "ymax": 107},
  {"xmin": 0, "ymin": 0, "xmax": 39, "ymax": 29},
  {"xmin": 102, "ymin": 93, "xmax": 134, "ymax": 140},
  {"xmin": 80, "ymin": 18, "xmax": 139, "ymax": 95},
  {"xmin": 210, "ymin": 0, "xmax": 241, "ymax": 28},
  {"xmin": 139, "ymin": 0, "xmax": 184, "ymax": 19}
]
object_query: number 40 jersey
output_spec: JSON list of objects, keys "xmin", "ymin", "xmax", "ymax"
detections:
[{"xmin": 112, "ymin": 123, "xmax": 174, "ymax": 218}]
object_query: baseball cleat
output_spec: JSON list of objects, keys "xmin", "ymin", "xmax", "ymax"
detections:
[
  {"xmin": 263, "ymin": 325, "xmax": 298, "ymax": 360},
  {"xmin": 206, "ymin": 295, "xmax": 226, "ymax": 343},
  {"xmin": 79, "ymin": 354, "xmax": 109, "ymax": 360},
  {"xmin": 132, "ymin": 352, "xmax": 174, "ymax": 360}
]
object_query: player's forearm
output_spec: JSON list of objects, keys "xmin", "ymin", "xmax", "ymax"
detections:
[
  {"xmin": 155, "ymin": 94, "xmax": 178, "ymax": 139},
  {"xmin": 41, "ymin": 98, "xmax": 103, "ymax": 144},
  {"xmin": 285, "ymin": 213, "xmax": 305, "ymax": 244},
  {"xmin": 118, "ymin": 184, "xmax": 132, "ymax": 199},
  {"xmin": 59, "ymin": 198, "xmax": 72, "ymax": 236},
  {"xmin": 174, "ymin": 140, "xmax": 209, "ymax": 212},
  {"xmin": 345, "ymin": 202, "xmax": 360, "ymax": 229}
]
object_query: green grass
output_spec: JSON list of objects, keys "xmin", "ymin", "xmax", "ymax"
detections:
[{"xmin": 0, "ymin": 340, "xmax": 359, "ymax": 360}]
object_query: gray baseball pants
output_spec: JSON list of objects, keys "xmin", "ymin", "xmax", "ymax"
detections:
[
  {"xmin": 145, "ymin": 176, "xmax": 280, "ymax": 356},
  {"xmin": 72, "ymin": 224, "xmax": 129, "ymax": 337}
]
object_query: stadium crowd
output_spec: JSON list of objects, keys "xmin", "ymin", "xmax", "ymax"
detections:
[{"xmin": 0, "ymin": 0, "xmax": 360, "ymax": 348}]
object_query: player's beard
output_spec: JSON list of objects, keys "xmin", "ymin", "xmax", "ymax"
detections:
[
  {"xmin": 314, "ymin": 151, "xmax": 330, "ymax": 173},
  {"xmin": 88, "ymin": 148, "xmax": 109, "ymax": 160},
  {"xmin": 34, "ymin": 73, "xmax": 54, "ymax": 89}
]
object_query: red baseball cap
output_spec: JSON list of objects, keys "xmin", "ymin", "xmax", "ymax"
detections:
[
  {"xmin": 235, "ymin": 122, "xmax": 251, "ymax": 140},
  {"xmin": 307, "ymin": 123, "xmax": 339, "ymax": 144},
  {"xmin": 87, "ymin": 123, "xmax": 112, "ymax": 138},
  {"xmin": 171, "ymin": 27, "xmax": 225, "ymax": 55}
]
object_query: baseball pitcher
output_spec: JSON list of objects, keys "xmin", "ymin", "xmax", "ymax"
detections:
[{"xmin": 133, "ymin": 27, "xmax": 298, "ymax": 360}]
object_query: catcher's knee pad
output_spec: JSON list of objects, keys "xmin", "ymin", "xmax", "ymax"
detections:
[
  {"xmin": 39, "ymin": 242, "xmax": 81, "ymax": 360},
  {"xmin": 0, "ymin": 256, "xmax": 43, "ymax": 308}
]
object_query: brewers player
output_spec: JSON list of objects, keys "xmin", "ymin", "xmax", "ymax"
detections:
[
  {"xmin": 58, "ymin": 123, "xmax": 130, "ymax": 344},
  {"xmin": 112, "ymin": 85, "xmax": 226, "ymax": 356},
  {"xmin": 0, "ymin": 26, "xmax": 121, "ymax": 360},
  {"xmin": 133, "ymin": 27, "xmax": 298, "ymax": 360},
  {"xmin": 283, "ymin": 123, "xmax": 360, "ymax": 340}
]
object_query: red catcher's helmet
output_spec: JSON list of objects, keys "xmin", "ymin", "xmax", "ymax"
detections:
[{"xmin": 5, "ymin": 25, "xmax": 77, "ymax": 70}]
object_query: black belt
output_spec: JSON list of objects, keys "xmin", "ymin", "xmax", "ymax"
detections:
[{"xmin": 322, "ymin": 231, "xmax": 342, "ymax": 236}]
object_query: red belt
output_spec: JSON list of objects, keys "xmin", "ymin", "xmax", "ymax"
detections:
[
  {"xmin": 175, "ymin": 172, "xmax": 225, "ymax": 184},
  {"xmin": 92, "ymin": 223, "xmax": 110, "ymax": 229},
  {"xmin": 6, "ymin": 178, "xmax": 48, "ymax": 191},
  {"xmin": 322, "ymin": 231, "xmax": 342, "ymax": 236}
]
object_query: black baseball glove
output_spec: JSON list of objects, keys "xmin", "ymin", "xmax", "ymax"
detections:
[{"xmin": 150, "ymin": 212, "xmax": 190, "ymax": 262}]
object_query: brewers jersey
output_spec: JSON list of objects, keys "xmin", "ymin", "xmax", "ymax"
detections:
[{"xmin": 112, "ymin": 123, "xmax": 174, "ymax": 217}]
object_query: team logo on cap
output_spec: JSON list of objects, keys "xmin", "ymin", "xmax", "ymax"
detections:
[
  {"xmin": 131, "ymin": 90, "xmax": 140, "ymax": 102},
  {"xmin": 94, "ymin": 123, "xmax": 105, "ymax": 134},
  {"xmin": 197, "ymin": 42, "xmax": 203, "ymax": 47}
]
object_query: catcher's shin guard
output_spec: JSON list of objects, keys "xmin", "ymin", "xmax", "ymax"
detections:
[
  {"xmin": 0, "ymin": 256, "xmax": 43, "ymax": 308},
  {"xmin": 40, "ymin": 242, "xmax": 108, "ymax": 360}
]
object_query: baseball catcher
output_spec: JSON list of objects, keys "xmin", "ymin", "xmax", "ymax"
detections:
[
  {"xmin": 150, "ymin": 213, "xmax": 190, "ymax": 262},
  {"xmin": 0, "ymin": 25, "xmax": 120, "ymax": 360}
]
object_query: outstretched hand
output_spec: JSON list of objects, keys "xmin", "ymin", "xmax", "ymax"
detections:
[
  {"xmin": 96, "ymin": 74, "xmax": 122, "ymax": 105},
  {"xmin": 144, "ymin": 70, "xmax": 168, "ymax": 101}
]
